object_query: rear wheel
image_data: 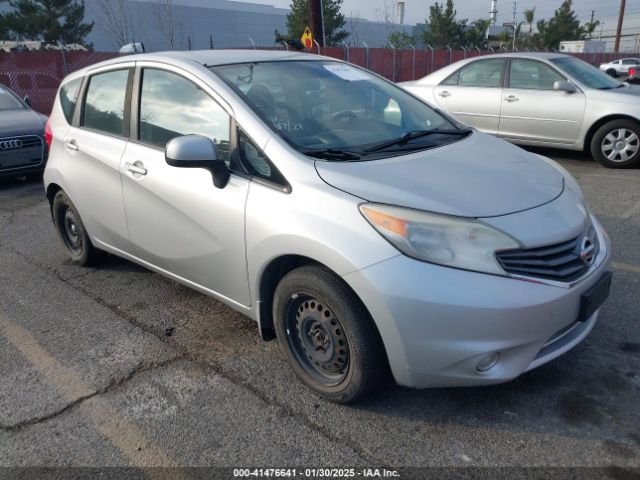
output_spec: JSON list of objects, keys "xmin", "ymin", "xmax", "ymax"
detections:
[
  {"xmin": 273, "ymin": 265, "xmax": 388, "ymax": 403},
  {"xmin": 52, "ymin": 190, "xmax": 105, "ymax": 266},
  {"xmin": 590, "ymin": 119, "xmax": 640, "ymax": 168}
]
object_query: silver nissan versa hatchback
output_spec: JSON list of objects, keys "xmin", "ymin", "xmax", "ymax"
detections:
[{"xmin": 44, "ymin": 50, "xmax": 612, "ymax": 403}]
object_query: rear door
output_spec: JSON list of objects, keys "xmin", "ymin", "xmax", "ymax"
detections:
[
  {"xmin": 432, "ymin": 58, "xmax": 506, "ymax": 135},
  {"xmin": 119, "ymin": 64, "xmax": 251, "ymax": 306},
  {"xmin": 62, "ymin": 64, "xmax": 134, "ymax": 253},
  {"xmin": 498, "ymin": 58, "xmax": 586, "ymax": 145}
]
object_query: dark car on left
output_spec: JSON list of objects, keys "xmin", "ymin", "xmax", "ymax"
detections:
[{"xmin": 0, "ymin": 84, "xmax": 48, "ymax": 177}]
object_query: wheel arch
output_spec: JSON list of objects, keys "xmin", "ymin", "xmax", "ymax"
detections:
[
  {"xmin": 584, "ymin": 114, "xmax": 640, "ymax": 152},
  {"xmin": 45, "ymin": 183, "xmax": 63, "ymax": 219},
  {"xmin": 255, "ymin": 254, "xmax": 385, "ymax": 356}
]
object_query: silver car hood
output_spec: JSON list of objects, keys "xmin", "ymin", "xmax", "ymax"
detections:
[{"xmin": 314, "ymin": 131, "xmax": 564, "ymax": 218}]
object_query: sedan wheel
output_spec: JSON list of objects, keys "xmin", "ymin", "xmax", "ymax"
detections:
[{"xmin": 591, "ymin": 119, "xmax": 640, "ymax": 168}]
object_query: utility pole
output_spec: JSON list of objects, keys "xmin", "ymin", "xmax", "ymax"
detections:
[
  {"xmin": 614, "ymin": 0, "xmax": 625, "ymax": 53},
  {"xmin": 309, "ymin": 0, "xmax": 325, "ymax": 47},
  {"xmin": 589, "ymin": 10, "xmax": 595, "ymax": 39},
  {"xmin": 512, "ymin": 2, "xmax": 517, "ymax": 51}
]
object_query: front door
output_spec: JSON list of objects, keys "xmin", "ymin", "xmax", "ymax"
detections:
[
  {"xmin": 120, "ymin": 66, "xmax": 250, "ymax": 306},
  {"xmin": 432, "ymin": 58, "xmax": 506, "ymax": 135},
  {"xmin": 498, "ymin": 59, "xmax": 586, "ymax": 145}
]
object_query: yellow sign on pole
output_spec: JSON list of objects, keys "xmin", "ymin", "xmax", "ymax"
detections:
[{"xmin": 301, "ymin": 27, "xmax": 313, "ymax": 50}]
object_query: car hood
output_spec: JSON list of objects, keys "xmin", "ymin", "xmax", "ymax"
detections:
[
  {"xmin": 587, "ymin": 83, "xmax": 640, "ymax": 101},
  {"xmin": 314, "ymin": 131, "xmax": 564, "ymax": 218},
  {"xmin": 0, "ymin": 109, "xmax": 46, "ymax": 137}
]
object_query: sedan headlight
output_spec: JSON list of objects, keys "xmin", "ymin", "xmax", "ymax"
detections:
[{"xmin": 360, "ymin": 204, "xmax": 520, "ymax": 275}]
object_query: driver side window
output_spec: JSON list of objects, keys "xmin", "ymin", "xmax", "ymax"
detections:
[{"xmin": 138, "ymin": 68, "xmax": 231, "ymax": 163}]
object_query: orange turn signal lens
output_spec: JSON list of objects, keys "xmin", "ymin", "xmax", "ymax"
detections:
[{"xmin": 361, "ymin": 206, "xmax": 408, "ymax": 237}]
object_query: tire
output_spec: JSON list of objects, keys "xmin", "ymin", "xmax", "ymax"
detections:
[
  {"xmin": 52, "ymin": 190, "xmax": 105, "ymax": 266},
  {"xmin": 606, "ymin": 69, "xmax": 617, "ymax": 77},
  {"xmin": 590, "ymin": 119, "xmax": 640, "ymax": 169},
  {"xmin": 273, "ymin": 265, "xmax": 388, "ymax": 403}
]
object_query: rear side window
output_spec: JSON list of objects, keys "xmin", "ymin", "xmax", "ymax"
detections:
[
  {"xmin": 59, "ymin": 78, "xmax": 82, "ymax": 124},
  {"xmin": 82, "ymin": 69, "xmax": 130, "ymax": 136}
]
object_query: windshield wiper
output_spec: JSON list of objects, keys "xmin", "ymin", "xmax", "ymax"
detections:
[
  {"xmin": 363, "ymin": 128, "xmax": 472, "ymax": 154},
  {"xmin": 302, "ymin": 148, "xmax": 362, "ymax": 161}
]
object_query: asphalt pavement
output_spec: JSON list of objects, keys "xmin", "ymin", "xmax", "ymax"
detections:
[{"xmin": 0, "ymin": 148, "xmax": 639, "ymax": 476}]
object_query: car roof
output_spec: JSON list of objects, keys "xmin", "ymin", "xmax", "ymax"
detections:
[
  {"xmin": 65, "ymin": 49, "xmax": 328, "ymax": 81},
  {"xmin": 407, "ymin": 52, "xmax": 571, "ymax": 85}
]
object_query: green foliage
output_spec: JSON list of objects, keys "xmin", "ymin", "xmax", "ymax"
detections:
[
  {"xmin": 387, "ymin": 31, "xmax": 416, "ymax": 48},
  {"xmin": 284, "ymin": 0, "xmax": 348, "ymax": 46},
  {"xmin": 2, "ymin": 0, "xmax": 94, "ymax": 46},
  {"xmin": 422, "ymin": 0, "xmax": 466, "ymax": 48},
  {"xmin": 535, "ymin": 0, "xmax": 585, "ymax": 50},
  {"xmin": 463, "ymin": 19, "xmax": 489, "ymax": 49}
]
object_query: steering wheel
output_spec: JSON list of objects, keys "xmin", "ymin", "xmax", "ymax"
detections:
[{"xmin": 333, "ymin": 110, "xmax": 358, "ymax": 123}]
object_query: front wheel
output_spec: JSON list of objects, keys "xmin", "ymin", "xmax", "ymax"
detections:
[
  {"xmin": 590, "ymin": 119, "xmax": 640, "ymax": 168},
  {"xmin": 605, "ymin": 69, "xmax": 617, "ymax": 77},
  {"xmin": 52, "ymin": 190, "xmax": 105, "ymax": 266},
  {"xmin": 273, "ymin": 265, "xmax": 388, "ymax": 403}
]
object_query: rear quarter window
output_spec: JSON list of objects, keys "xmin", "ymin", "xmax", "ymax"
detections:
[{"xmin": 59, "ymin": 78, "xmax": 82, "ymax": 124}]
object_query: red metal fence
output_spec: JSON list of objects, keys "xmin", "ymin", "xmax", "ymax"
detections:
[{"xmin": 0, "ymin": 49, "xmax": 623, "ymax": 115}]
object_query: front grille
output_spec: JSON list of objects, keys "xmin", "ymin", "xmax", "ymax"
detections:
[
  {"xmin": 0, "ymin": 135, "xmax": 43, "ymax": 150},
  {"xmin": 496, "ymin": 229, "xmax": 599, "ymax": 282}
]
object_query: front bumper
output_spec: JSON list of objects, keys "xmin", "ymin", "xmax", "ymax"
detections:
[{"xmin": 343, "ymin": 218, "xmax": 612, "ymax": 388}]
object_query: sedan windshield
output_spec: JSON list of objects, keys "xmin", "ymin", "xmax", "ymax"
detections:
[
  {"xmin": 211, "ymin": 61, "xmax": 464, "ymax": 160},
  {"xmin": 551, "ymin": 57, "xmax": 622, "ymax": 90},
  {"xmin": 0, "ymin": 86, "xmax": 26, "ymax": 110}
]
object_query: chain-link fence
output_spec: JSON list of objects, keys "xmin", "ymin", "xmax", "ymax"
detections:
[{"xmin": 0, "ymin": 49, "xmax": 623, "ymax": 114}]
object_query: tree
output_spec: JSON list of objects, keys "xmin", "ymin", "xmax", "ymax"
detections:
[
  {"xmin": 387, "ymin": 31, "xmax": 415, "ymax": 48},
  {"xmin": 152, "ymin": 0, "xmax": 184, "ymax": 50},
  {"xmin": 463, "ymin": 19, "xmax": 490, "ymax": 48},
  {"xmin": 523, "ymin": 7, "xmax": 535, "ymax": 36},
  {"xmin": 96, "ymin": 0, "xmax": 132, "ymax": 49},
  {"xmin": 2, "ymin": 0, "xmax": 93, "ymax": 46},
  {"xmin": 535, "ymin": 0, "xmax": 584, "ymax": 50},
  {"xmin": 284, "ymin": 0, "xmax": 348, "ymax": 46},
  {"xmin": 422, "ymin": 0, "xmax": 466, "ymax": 48},
  {"xmin": 583, "ymin": 19, "xmax": 600, "ymax": 40}
]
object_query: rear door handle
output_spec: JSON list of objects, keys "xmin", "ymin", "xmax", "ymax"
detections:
[
  {"xmin": 438, "ymin": 90, "xmax": 451, "ymax": 98},
  {"xmin": 503, "ymin": 95, "xmax": 519, "ymax": 102},
  {"xmin": 124, "ymin": 161, "xmax": 147, "ymax": 176},
  {"xmin": 64, "ymin": 139, "xmax": 78, "ymax": 151}
]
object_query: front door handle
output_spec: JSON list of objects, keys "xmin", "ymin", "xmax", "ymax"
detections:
[
  {"xmin": 124, "ymin": 161, "xmax": 147, "ymax": 176},
  {"xmin": 64, "ymin": 139, "xmax": 78, "ymax": 151},
  {"xmin": 438, "ymin": 90, "xmax": 451, "ymax": 98},
  {"xmin": 504, "ymin": 95, "xmax": 519, "ymax": 102}
]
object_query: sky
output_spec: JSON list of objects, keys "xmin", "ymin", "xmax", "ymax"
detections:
[{"xmin": 260, "ymin": 0, "xmax": 638, "ymax": 36}]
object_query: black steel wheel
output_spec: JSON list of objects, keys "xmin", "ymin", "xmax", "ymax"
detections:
[
  {"xmin": 52, "ymin": 190, "xmax": 105, "ymax": 266},
  {"xmin": 273, "ymin": 265, "xmax": 388, "ymax": 403}
]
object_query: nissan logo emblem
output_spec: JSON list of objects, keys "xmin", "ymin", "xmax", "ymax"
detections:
[
  {"xmin": 579, "ymin": 236, "xmax": 596, "ymax": 266},
  {"xmin": 0, "ymin": 139, "xmax": 23, "ymax": 150}
]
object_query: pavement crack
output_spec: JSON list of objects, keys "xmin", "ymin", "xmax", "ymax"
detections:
[
  {"xmin": 0, "ymin": 355, "xmax": 188, "ymax": 433},
  {"xmin": 189, "ymin": 357, "xmax": 387, "ymax": 467}
]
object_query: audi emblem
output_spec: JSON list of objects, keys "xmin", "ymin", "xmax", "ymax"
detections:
[
  {"xmin": 0, "ymin": 139, "xmax": 23, "ymax": 150},
  {"xmin": 578, "ymin": 236, "xmax": 596, "ymax": 266}
]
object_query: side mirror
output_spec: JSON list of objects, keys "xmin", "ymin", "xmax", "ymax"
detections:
[
  {"xmin": 165, "ymin": 135, "xmax": 229, "ymax": 189},
  {"xmin": 23, "ymin": 95, "xmax": 31, "ymax": 107},
  {"xmin": 553, "ymin": 80, "xmax": 577, "ymax": 93}
]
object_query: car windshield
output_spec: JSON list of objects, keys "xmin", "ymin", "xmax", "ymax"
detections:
[
  {"xmin": 0, "ymin": 86, "xmax": 26, "ymax": 110},
  {"xmin": 211, "ymin": 61, "xmax": 464, "ymax": 160},
  {"xmin": 551, "ymin": 57, "xmax": 623, "ymax": 90}
]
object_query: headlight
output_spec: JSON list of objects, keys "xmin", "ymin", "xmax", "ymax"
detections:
[{"xmin": 360, "ymin": 204, "xmax": 520, "ymax": 275}]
